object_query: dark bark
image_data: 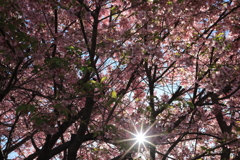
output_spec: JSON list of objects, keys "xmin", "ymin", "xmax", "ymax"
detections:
[
  {"xmin": 221, "ymin": 147, "xmax": 230, "ymax": 160},
  {"xmin": 150, "ymin": 145, "xmax": 156, "ymax": 160},
  {"xmin": 36, "ymin": 135, "xmax": 52, "ymax": 160},
  {"xmin": 211, "ymin": 93, "xmax": 233, "ymax": 159},
  {"xmin": 67, "ymin": 96, "xmax": 95, "ymax": 160},
  {"xmin": 25, "ymin": 106, "xmax": 86, "ymax": 160},
  {"xmin": 111, "ymin": 153, "xmax": 133, "ymax": 160},
  {"xmin": 0, "ymin": 150, "xmax": 4, "ymax": 160},
  {"xmin": 162, "ymin": 133, "xmax": 187, "ymax": 160}
]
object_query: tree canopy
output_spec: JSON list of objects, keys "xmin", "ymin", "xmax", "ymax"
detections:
[{"xmin": 0, "ymin": 0, "xmax": 240, "ymax": 159}]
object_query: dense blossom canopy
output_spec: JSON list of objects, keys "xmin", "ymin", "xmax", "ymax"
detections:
[{"xmin": 0, "ymin": 0, "xmax": 240, "ymax": 159}]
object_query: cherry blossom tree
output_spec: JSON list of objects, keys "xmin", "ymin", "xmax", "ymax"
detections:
[{"xmin": 0, "ymin": 0, "xmax": 240, "ymax": 159}]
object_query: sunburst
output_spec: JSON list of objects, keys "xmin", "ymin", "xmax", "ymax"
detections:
[{"xmin": 117, "ymin": 119, "xmax": 160, "ymax": 159}]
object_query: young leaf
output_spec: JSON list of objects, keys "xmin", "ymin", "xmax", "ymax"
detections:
[
  {"xmin": 100, "ymin": 76, "xmax": 107, "ymax": 83},
  {"xmin": 111, "ymin": 90, "xmax": 117, "ymax": 98}
]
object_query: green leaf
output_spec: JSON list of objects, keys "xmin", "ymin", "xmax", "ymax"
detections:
[
  {"xmin": 8, "ymin": 23, "xmax": 17, "ymax": 31},
  {"xmin": 177, "ymin": 0, "xmax": 184, "ymax": 3},
  {"xmin": 79, "ymin": 66, "xmax": 94, "ymax": 74},
  {"xmin": 31, "ymin": 115, "xmax": 48, "ymax": 126},
  {"xmin": 167, "ymin": 1, "xmax": 173, "ymax": 5},
  {"xmin": 110, "ymin": 6, "xmax": 118, "ymax": 14},
  {"xmin": 200, "ymin": 146, "xmax": 207, "ymax": 150},
  {"xmin": 65, "ymin": 45, "xmax": 82, "ymax": 55},
  {"xmin": 146, "ymin": 106, "xmax": 152, "ymax": 112},
  {"xmin": 111, "ymin": 90, "xmax": 117, "ymax": 98},
  {"xmin": 135, "ymin": 98, "xmax": 140, "ymax": 102},
  {"xmin": 45, "ymin": 57, "xmax": 69, "ymax": 68},
  {"xmin": 31, "ymin": 65, "xmax": 41, "ymax": 73},
  {"xmin": 100, "ymin": 77, "xmax": 107, "ymax": 83},
  {"xmin": 106, "ymin": 124, "xmax": 117, "ymax": 131},
  {"xmin": 16, "ymin": 104, "xmax": 36, "ymax": 114},
  {"xmin": 53, "ymin": 104, "xmax": 62, "ymax": 109},
  {"xmin": 187, "ymin": 101, "xmax": 194, "ymax": 109},
  {"xmin": 89, "ymin": 80, "xmax": 96, "ymax": 84},
  {"xmin": 214, "ymin": 32, "xmax": 225, "ymax": 42},
  {"xmin": 160, "ymin": 103, "xmax": 172, "ymax": 109},
  {"xmin": 236, "ymin": 127, "xmax": 240, "ymax": 132},
  {"xmin": 138, "ymin": 108, "xmax": 144, "ymax": 114}
]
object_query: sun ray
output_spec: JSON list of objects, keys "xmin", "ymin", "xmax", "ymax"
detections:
[
  {"xmin": 142, "ymin": 139, "xmax": 156, "ymax": 147},
  {"xmin": 144, "ymin": 134, "xmax": 163, "ymax": 138},
  {"xmin": 142, "ymin": 141, "xmax": 148, "ymax": 152},
  {"xmin": 119, "ymin": 141, "xmax": 138, "ymax": 160},
  {"xmin": 138, "ymin": 139, "xmax": 141, "ymax": 153},
  {"xmin": 122, "ymin": 128, "xmax": 137, "ymax": 136},
  {"xmin": 142, "ymin": 120, "xmax": 157, "ymax": 135},
  {"xmin": 117, "ymin": 138, "xmax": 139, "ymax": 143}
]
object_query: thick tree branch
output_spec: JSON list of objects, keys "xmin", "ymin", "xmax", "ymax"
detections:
[
  {"xmin": 162, "ymin": 132, "xmax": 187, "ymax": 160},
  {"xmin": 192, "ymin": 139, "xmax": 239, "ymax": 160}
]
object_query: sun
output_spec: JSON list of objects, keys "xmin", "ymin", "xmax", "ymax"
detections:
[
  {"xmin": 117, "ymin": 120, "xmax": 159, "ymax": 159},
  {"xmin": 135, "ymin": 132, "xmax": 146, "ymax": 143}
]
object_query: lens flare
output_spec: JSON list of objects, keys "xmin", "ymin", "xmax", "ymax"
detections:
[{"xmin": 117, "ymin": 119, "xmax": 161, "ymax": 159}]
